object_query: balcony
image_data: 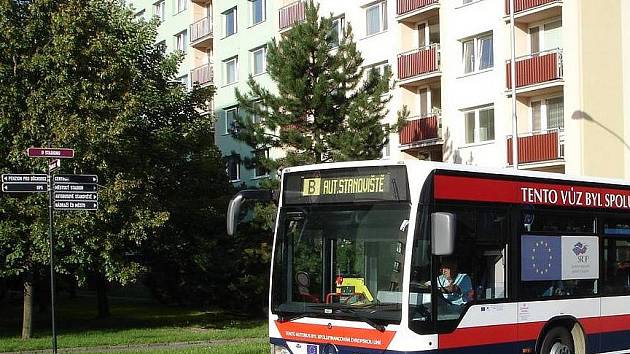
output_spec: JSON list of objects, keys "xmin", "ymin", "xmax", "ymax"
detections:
[
  {"xmin": 279, "ymin": 1, "xmax": 305, "ymax": 32},
  {"xmin": 506, "ymin": 49, "xmax": 562, "ymax": 95},
  {"xmin": 398, "ymin": 44, "xmax": 440, "ymax": 86},
  {"xmin": 507, "ymin": 128, "xmax": 564, "ymax": 166},
  {"xmin": 504, "ymin": 0, "xmax": 562, "ymax": 23},
  {"xmin": 190, "ymin": 17, "xmax": 212, "ymax": 49},
  {"xmin": 396, "ymin": 0, "xmax": 439, "ymax": 23},
  {"xmin": 399, "ymin": 114, "xmax": 441, "ymax": 148},
  {"xmin": 191, "ymin": 64, "xmax": 213, "ymax": 86}
]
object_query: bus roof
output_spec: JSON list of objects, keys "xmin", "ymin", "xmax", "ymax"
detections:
[{"xmin": 282, "ymin": 160, "xmax": 630, "ymax": 189}]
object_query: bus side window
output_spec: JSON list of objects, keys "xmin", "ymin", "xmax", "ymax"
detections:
[{"xmin": 603, "ymin": 237, "xmax": 630, "ymax": 295}]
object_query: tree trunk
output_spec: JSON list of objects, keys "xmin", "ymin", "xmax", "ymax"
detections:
[
  {"xmin": 95, "ymin": 272, "xmax": 109, "ymax": 318},
  {"xmin": 22, "ymin": 278, "xmax": 34, "ymax": 339}
]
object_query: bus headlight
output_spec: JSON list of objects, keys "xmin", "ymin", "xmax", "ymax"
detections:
[{"xmin": 271, "ymin": 344, "xmax": 291, "ymax": 354}]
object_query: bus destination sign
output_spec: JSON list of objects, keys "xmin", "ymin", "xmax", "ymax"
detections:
[
  {"xmin": 284, "ymin": 166, "xmax": 409, "ymax": 204},
  {"xmin": 302, "ymin": 175, "xmax": 387, "ymax": 197}
]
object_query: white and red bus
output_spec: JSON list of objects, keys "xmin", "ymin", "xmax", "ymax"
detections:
[{"xmin": 227, "ymin": 160, "xmax": 630, "ymax": 354}]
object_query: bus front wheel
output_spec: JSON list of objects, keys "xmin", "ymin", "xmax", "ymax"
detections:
[{"xmin": 540, "ymin": 326, "xmax": 574, "ymax": 354}]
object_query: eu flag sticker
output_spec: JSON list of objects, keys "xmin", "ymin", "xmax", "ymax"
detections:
[
  {"xmin": 307, "ymin": 344, "xmax": 319, "ymax": 354},
  {"xmin": 521, "ymin": 235, "xmax": 562, "ymax": 281}
]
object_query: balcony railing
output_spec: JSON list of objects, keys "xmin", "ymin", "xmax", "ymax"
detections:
[
  {"xmin": 191, "ymin": 64, "xmax": 213, "ymax": 86},
  {"xmin": 190, "ymin": 17, "xmax": 212, "ymax": 44},
  {"xmin": 507, "ymin": 128, "xmax": 563, "ymax": 165},
  {"xmin": 505, "ymin": 0, "xmax": 560, "ymax": 15},
  {"xmin": 506, "ymin": 48, "xmax": 562, "ymax": 89},
  {"xmin": 279, "ymin": 1, "xmax": 305, "ymax": 31},
  {"xmin": 400, "ymin": 114, "xmax": 440, "ymax": 146},
  {"xmin": 398, "ymin": 44, "xmax": 440, "ymax": 81},
  {"xmin": 397, "ymin": 0, "xmax": 439, "ymax": 16}
]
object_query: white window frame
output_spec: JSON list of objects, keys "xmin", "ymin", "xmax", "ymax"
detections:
[
  {"xmin": 174, "ymin": 30, "xmax": 187, "ymax": 53},
  {"xmin": 461, "ymin": 32, "xmax": 493, "ymax": 74},
  {"xmin": 153, "ymin": 0, "xmax": 165, "ymax": 21},
  {"xmin": 175, "ymin": 0, "xmax": 187, "ymax": 14},
  {"xmin": 224, "ymin": 107, "xmax": 238, "ymax": 135},
  {"xmin": 530, "ymin": 95, "xmax": 564, "ymax": 132},
  {"xmin": 253, "ymin": 149, "xmax": 270, "ymax": 178},
  {"xmin": 224, "ymin": 56, "xmax": 238, "ymax": 85},
  {"xmin": 331, "ymin": 15, "xmax": 346, "ymax": 48},
  {"xmin": 463, "ymin": 105, "xmax": 495, "ymax": 144},
  {"xmin": 224, "ymin": 7, "xmax": 237, "ymax": 37},
  {"xmin": 365, "ymin": 1, "xmax": 387, "ymax": 37},
  {"xmin": 251, "ymin": 46, "xmax": 267, "ymax": 76},
  {"xmin": 528, "ymin": 17, "xmax": 562, "ymax": 54},
  {"xmin": 250, "ymin": 0, "xmax": 266, "ymax": 26}
]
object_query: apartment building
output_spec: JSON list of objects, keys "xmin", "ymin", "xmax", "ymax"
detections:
[
  {"xmin": 214, "ymin": 0, "xmax": 275, "ymax": 186},
  {"xmin": 395, "ymin": 0, "xmax": 630, "ymax": 179},
  {"xmin": 128, "ymin": 0, "xmax": 630, "ymax": 183},
  {"xmin": 128, "ymin": 0, "xmax": 213, "ymax": 91}
]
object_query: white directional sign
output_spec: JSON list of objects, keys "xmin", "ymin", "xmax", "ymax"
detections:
[
  {"xmin": 54, "ymin": 201, "xmax": 98, "ymax": 210},
  {"xmin": 52, "ymin": 174, "xmax": 99, "ymax": 211},
  {"xmin": 2, "ymin": 174, "xmax": 48, "ymax": 193}
]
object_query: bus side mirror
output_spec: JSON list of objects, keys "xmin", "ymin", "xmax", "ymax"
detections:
[
  {"xmin": 431, "ymin": 212, "xmax": 455, "ymax": 255},
  {"xmin": 227, "ymin": 189, "xmax": 275, "ymax": 236}
]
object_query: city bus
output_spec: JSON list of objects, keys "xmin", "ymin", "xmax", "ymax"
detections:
[{"xmin": 227, "ymin": 160, "xmax": 630, "ymax": 354}]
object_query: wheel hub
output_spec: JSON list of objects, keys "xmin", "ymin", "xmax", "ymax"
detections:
[{"xmin": 550, "ymin": 342, "xmax": 572, "ymax": 354}]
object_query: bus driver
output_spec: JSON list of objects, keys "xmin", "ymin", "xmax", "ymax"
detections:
[{"xmin": 431, "ymin": 259, "xmax": 473, "ymax": 306}]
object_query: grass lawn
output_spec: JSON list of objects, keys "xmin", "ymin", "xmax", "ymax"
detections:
[
  {"xmin": 81, "ymin": 341, "xmax": 269, "ymax": 354},
  {"xmin": 0, "ymin": 294, "xmax": 267, "ymax": 352}
]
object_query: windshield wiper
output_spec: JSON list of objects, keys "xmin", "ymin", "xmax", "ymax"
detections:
[
  {"xmin": 333, "ymin": 308, "xmax": 386, "ymax": 332},
  {"xmin": 277, "ymin": 305, "xmax": 324, "ymax": 323}
]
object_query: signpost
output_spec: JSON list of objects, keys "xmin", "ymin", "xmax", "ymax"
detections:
[
  {"xmin": 27, "ymin": 147, "xmax": 74, "ymax": 158},
  {"xmin": 1, "ymin": 148, "xmax": 99, "ymax": 354}
]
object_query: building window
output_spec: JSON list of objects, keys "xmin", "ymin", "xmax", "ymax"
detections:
[
  {"xmin": 175, "ymin": 0, "xmax": 187, "ymax": 14},
  {"xmin": 250, "ymin": 100, "xmax": 263, "ymax": 124},
  {"xmin": 531, "ymin": 96, "xmax": 564, "ymax": 132},
  {"xmin": 250, "ymin": 0, "xmax": 265, "ymax": 25},
  {"xmin": 368, "ymin": 61, "xmax": 391, "ymax": 79},
  {"xmin": 529, "ymin": 19, "xmax": 562, "ymax": 54},
  {"xmin": 226, "ymin": 154, "xmax": 241, "ymax": 182},
  {"xmin": 254, "ymin": 149, "xmax": 269, "ymax": 177},
  {"xmin": 134, "ymin": 9, "xmax": 146, "ymax": 19},
  {"xmin": 156, "ymin": 40, "xmax": 166, "ymax": 53},
  {"xmin": 251, "ymin": 46, "xmax": 266, "ymax": 76},
  {"xmin": 462, "ymin": 33, "xmax": 493, "ymax": 74},
  {"xmin": 331, "ymin": 15, "xmax": 345, "ymax": 47},
  {"xmin": 366, "ymin": 1, "xmax": 387, "ymax": 36},
  {"xmin": 174, "ymin": 30, "xmax": 187, "ymax": 53},
  {"xmin": 464, "ymin": 106, "xmax": 494, "ymax": 144},
  {"xmin": 224, "ymin": 107, "xmax": 238, "ymax": 135},
  {"xmin": 224, "ymin": 7, "xmax": 237, "ymax": 37},
  {"xmin": 224, "ymin": 57, "xmax": 238, "ymax": 85},
  {"xmin": 153, "ymin": 0, "xmax": 165, "ymax": 21},
  {"xmin": 177, "ymin": 74, "xmax": 188, "ymax": 89}
]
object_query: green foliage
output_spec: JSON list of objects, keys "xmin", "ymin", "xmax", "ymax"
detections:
[
  {"xmin": 0, "ymin": 0, "xmax": 228, "ymax": 295},
  {"xmin": 233, "ymin": 0, "xmax": 407, "ymax": 175}
]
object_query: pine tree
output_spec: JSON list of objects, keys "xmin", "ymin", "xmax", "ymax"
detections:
[{"xmin": 233, "ymin": 0, "xmax": 407, "ymax": 174}]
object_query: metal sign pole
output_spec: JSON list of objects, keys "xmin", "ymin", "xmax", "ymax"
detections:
[{"xmin": 48, "ymin": 170, "xmax": 57, "ymax": 354}]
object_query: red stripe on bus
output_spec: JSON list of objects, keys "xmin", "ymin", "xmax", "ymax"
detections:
[
  {"xmin": 434, "ymin": 175, "xmax": 630, "ymax": 210},
  {"xmin": 441, "ymin": 315, "xmax": 630, "ymax": 349}
]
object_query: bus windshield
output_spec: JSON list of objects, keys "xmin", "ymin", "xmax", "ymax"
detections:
[{"xmin": 271, "ymin": 203, "xmax": 411, "ymax": 325}]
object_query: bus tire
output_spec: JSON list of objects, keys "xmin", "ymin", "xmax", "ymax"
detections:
[{"xmin": 540, "ymin": 326, "xmax": 574, "ymax": 354}]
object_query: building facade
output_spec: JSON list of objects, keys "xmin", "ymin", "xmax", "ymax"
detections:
[{"xmin": 128, "ymin": 0, "xmax": 630, "ymax": 182}]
